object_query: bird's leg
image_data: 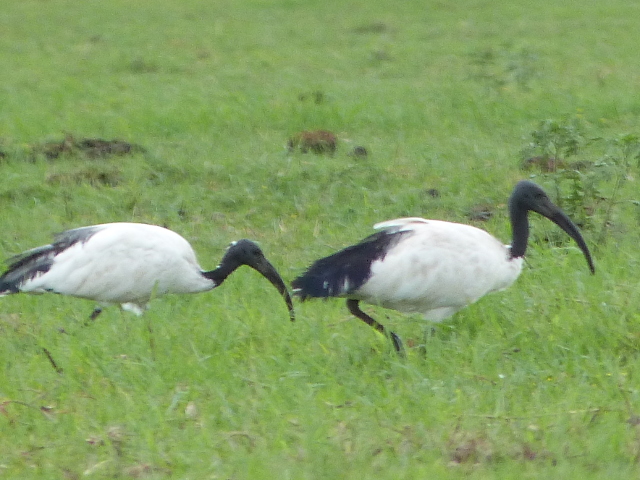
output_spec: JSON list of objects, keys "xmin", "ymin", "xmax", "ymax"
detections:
[
  {"xmin": 146, "ymin": 316, "xmax": 156, "ymax": 361},
  {"xmin": 83, "ymin": 307, "xmax": 102, "ymax": 326},
  {"xmin": 89, "ymin": 307, "xmax": 103, "ymax": 322},
  {"xmin": 42, "ymin": 347, "xmax": 63, "ymax": 374},
  {"xmin": 346, "ymin": 299, "xmax": 404, "ymax": 354},
  {"xmin": 418, "ymin": 326, "xmax": 437, "ymax": 358}
]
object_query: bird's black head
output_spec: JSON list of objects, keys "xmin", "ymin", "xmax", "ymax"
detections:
[
  {"xmin": 225, "ymin": 239, "xmax": 269, "ymax": 267},
  {"xmin": 508, "ymin": 180, "xmax": 595, "ymax": 273},
  {"xmin": 509, "ymin": 180, "xmax": 557, "ymax": 217},
  {"xmin": 221, "ymin": 239, "xmax": 295, "ymax": 321}
]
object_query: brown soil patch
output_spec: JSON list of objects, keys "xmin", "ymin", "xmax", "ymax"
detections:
[
  {"xmin": 35, "ymin": 134, "xmax": 145, "ymax": 160},
  {"xmin": 288, "ymin": 130, "xmax": 337, "ymax": 155}
]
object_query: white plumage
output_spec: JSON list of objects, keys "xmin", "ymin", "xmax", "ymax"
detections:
[
  {"xmin": 361, "ymin": 218, "xmax": 522, "ymax": 322},
  {"xmin": 17, "ymin": 224, "xmax": 210, "ymax": 307},
  {"xmin": 293, "ymin": 181, "xmax": 594, "ymax": 352},
  {"xmin": 1, "ymin": 222, "xmax": 294, "ymax": 320}
]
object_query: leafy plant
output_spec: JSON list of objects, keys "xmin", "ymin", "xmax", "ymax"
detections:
[
  {"xmin": 522, "ymin": 118, "xmax": 639, "ymax": 238},
  {"xmin": 521, "ymin": 117, "xmax": 587, "ymax": 161},
  {"xmin": 595, "ymin": 133, "xmax": 640, "ymax": 242},
  {"xmin": 521, "ymin": 117, "xmax": 593, "ymax": 226}
]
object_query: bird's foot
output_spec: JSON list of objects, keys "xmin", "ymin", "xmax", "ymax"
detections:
[
  {"xmin": 85, "ymin": 307, "xmax": 102, "ymax": 325},
  {"xmin": 389, "ymin": 331, "xmax": 405, "ymax": 356}
]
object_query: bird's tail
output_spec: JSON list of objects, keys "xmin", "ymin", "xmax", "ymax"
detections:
[
  {"xmin": 0, "ymin": 276, "xmax": 19, "ymax": 296},
  {"xmin": 0, "ymin": 244, "xmax": 57, "ymax": 295},
  {"xmin": 292, "ymin": 229, "xmax": 411, "ymax": 300},
  {"xmin": 291, "ymin": 271, "xmax": 327, "ymax": 300},
  {"xmin": 291, "ymin": 244, "xmax": 367, "ymax": 300}
]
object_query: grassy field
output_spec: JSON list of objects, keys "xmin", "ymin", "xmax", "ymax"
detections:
[{"xmin": 1, "ymin": 0, "xmax": 640, "ymax": 478}]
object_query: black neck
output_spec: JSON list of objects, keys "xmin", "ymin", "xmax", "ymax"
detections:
[
  {"xmin": 203, "ymin": 260, "xmax": 240, "ymax": 286},
  {"xmin": 509, "ymin": 203, "xmax": 529, "ymax": 259}
]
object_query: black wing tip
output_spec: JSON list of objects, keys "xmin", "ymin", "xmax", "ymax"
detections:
[
  {"xmin": 0, "ymin": 282, "xmax": 19, "ymax": 295},
  {"xmin": 291, "ymin": 274, "xmax": 330, "ymax": 300},
  {"xmin": 291, "ymin": 228, "xmax": 412, "ymax": 301},
  {"xmin": 1, "ymin": 244, "xmax": 59, "ymax": 291},
  {"xmin": 291, "ymin": 272, "xmax": 353, "ymax": 300},
  {"xmin": 290, "ymin": 278, "xmax": 312, "ymax": 301}
]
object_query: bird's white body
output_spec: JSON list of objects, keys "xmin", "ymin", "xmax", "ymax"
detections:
[
  {"xmin": 293, "ymin": 181, "xmax": 594, "ymax": 352},
  {"xmin": 2, "ymin": 223, "xmax": 214, "ymax": 313},
  {"xmin": 353, "ymin": 218, "xmax": 523, "ymax": 322}
]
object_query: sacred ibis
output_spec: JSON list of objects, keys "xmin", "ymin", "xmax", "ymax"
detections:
[
  {"xmin": 292, "ymin": 180, "xmax": 594, "ymax": 353},
  {"xmin": 0, "ymin": 223, "xmax": 295, "ymax": 321}
]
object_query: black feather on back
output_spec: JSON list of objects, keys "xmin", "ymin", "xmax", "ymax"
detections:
[
  {"xmin": 292, "ymin": 229, "xmax": 411, "ymax": 299},
  {"xmin": 0, "ymin": 226, "xmax": 100, "ymax": 293}
]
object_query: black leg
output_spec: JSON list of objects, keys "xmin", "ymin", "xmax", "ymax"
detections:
[
  {"xmin": 346, "ymin": 299, "xmax": 404, "ymax": 354},
  {"xmin": 42, "ymin": 347, "xmax": 63, "ymax": 374},
  {"xmin": 147, "ymin": 316, "xmax": 156, "ymax": 361},
  {"xmin": 83, "ymin": 307, "xmax": 103, "ymax": 326}
]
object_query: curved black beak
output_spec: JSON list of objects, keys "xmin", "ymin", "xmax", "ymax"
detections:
[
  {"xmin": 248, "ymin": 257, "xmax": 296, "ymax": 322},
  {"xmin": 535, "ymin": 199, "xmax": 595, "ymax": 274}
]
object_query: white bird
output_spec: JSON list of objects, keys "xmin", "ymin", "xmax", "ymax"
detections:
[
  {"xmin": 0, "ymin": 222, "xmax": 294, "ymax": 321},
  {"xmin": 292, "ymin": 181, "xmax": 594, "ymax": 352}
]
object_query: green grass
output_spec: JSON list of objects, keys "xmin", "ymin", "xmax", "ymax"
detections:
[{"xmin": 1, "ymin": 0, "xmax": 640, "ymax": 477}]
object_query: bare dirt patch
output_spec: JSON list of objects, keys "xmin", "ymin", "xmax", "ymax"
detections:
[
  {"xmin": 34, "ymin": 134, "xmax": 146, "ymax": 160},
  {"xmin": 288, "ymin": 130, "xmax": 337, "ymax": 155}
]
